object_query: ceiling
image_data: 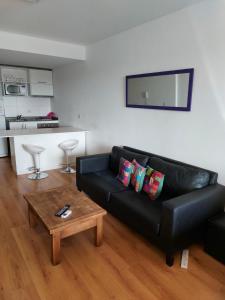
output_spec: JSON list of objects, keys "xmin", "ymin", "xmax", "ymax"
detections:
[{"xmin": 0, "ymin": 0, "xmax": 204, "ymax": 45}]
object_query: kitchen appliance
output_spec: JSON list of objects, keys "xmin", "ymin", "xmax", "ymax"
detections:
[
  {"xmin": 0, "ymin": 101, "xmax": 8, "ymax": 157},
  {"xmin": 7, "ymin": 117, "xmax": 59, "ymax": 130},
  {"xmin": 4, "ymin": 83, "xmax": 27, "ymax": 96},
  {"xmin": 37, "ymin": 122, "xmax": 59, "ymax": 128}
]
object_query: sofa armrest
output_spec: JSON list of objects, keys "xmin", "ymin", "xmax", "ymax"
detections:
[
  {"xmin": 160, "ymin": 184, "xmax": 225, "ymax": 243},
  {"xmin": 76, "ymin": 153, "xmax": 110, "ymax": 174}
]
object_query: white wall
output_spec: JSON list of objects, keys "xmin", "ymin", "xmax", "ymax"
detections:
[
  {"xmin": 2, "ymin": 96, "xmax": 51, "ymax": 117},
  {"xmin": 53, "ymin": 0, "xmax": 225, "ymax": 184}
]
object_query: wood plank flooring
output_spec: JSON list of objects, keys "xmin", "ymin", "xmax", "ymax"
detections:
[{"xmin": 0, "ymin": 157, "xmax": 224, "ymax": 300}]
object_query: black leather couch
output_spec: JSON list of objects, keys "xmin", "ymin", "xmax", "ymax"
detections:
[{"xmin": 76, "ymin": 146, "xmax": 225, "ymax": 266}]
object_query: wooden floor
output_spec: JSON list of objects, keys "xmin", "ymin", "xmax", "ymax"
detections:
[{"xmin": 0, "ymin": 157, "xmax": 224, "ymax": 300}]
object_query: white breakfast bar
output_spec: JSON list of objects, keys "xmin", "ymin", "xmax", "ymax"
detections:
[{"xmin": 0, "ymin": 127, "xmax": 87, "ymax": 175}]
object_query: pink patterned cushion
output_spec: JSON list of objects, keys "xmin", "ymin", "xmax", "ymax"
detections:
[
  {"xmin": 131, "ymin": 159, "xmax": 146, "ymax": 192},
  {"xmin": 143, "ymin": 166, "xmax": 165, "ymax": 200},
  {"xmin": 117, "ymin": 157, "xmax": 134, "ymax": 187}
]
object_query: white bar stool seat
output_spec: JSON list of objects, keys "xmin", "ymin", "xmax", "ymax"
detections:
[
  {"xmin": 58, "ymin": 139, "xmax": 79, "ymax": 173},
  {"xmin": 23, "ymin": 144, "xmax": 48, "ymax": 180}
]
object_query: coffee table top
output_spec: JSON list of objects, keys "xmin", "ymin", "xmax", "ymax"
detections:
[{"xmin": 24, "ymin": 186, "xmax": 106, "ymax": 233}]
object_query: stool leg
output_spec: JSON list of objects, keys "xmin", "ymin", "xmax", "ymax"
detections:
[
  {"xmin": 36, "ymin": 153, "xmax": 41, "ymax": 179},
  {"xmin": 61, "ymin": 149, "xmax": 76, "ymax": 174},
  {"xmin": 28, "ymin": 153, "xmax": 48, "ymax": 180},
  {"xmin": 66, "ymin": 150, "xmax": 70, "ymax": 169}
]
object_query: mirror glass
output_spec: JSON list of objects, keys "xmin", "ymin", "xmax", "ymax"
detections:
[{"xmin": 126, "ymin": 69, "xmax": 194, "ymax": 111}]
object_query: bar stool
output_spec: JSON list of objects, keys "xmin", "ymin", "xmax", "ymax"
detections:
[
  {"xmin": 58, "ymin": 139, "xmax": 79, "ymax": 173},
  {"xmin": 23, "ymin": 144, "xmax": 48, "ymax": 180}
]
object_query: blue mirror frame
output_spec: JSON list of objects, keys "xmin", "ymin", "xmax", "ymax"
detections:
[{"xmin": 126, "ymin": 68, "xmax": 194, "ymax": 111}]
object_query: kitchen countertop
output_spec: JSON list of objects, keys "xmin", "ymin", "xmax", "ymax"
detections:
[
  {"xmin": 6, "ymin": 116, "xmax": 59, "ymax": 122},
  {"xmin": 0, "ymin": 126, "xmax": 88, "ymax": 137}
]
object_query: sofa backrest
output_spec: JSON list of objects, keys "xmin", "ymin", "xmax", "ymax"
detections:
[
  {"xmin": 110, "ymin": 146, "xmax": 149, "ymax": 174},
  {"xmin": 123, "ymin": 146, "xmax": 218, "ymax": 186},
  {"xmin": 150, "ymin": 157, "xmax": 211, "ymax": 197}
]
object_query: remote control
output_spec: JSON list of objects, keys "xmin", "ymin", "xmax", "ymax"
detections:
[
  {"xmin": 61, "ymin": 210, "xmax": 72, "ymax": 219},
  {"xmin": 55, "ymin": 204, "xmax": 70, "ymax": 217},
  {"xmin": 181, "ymin": 249, "xmax": 189, "ymax": 269}
]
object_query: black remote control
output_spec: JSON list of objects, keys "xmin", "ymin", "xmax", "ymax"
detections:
[{"xmin": 55, "ymin": 204, "xmax": 70, "ymax": 217}]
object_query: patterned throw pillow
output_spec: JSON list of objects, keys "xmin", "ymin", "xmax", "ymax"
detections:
[
  {"xmin": 117, "ymin": 157, "xmax": 134, "ymax": 187},
  {"xmin": 131, "ymin": 159, "xmax": 146, "ymax": 192},
  {"xmin": 143, "ymin": 166, "xmax": 164, "ymax": 200}
]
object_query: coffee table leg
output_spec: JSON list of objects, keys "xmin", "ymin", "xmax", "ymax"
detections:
[
  {"xmin": 52, "ymin": 232, "xmax": 61, "ymax": 265},
  {"xmin": 28, "ymin": 205, "xmax": 38, "ymax": 228},
  {"xmin": 96, "ymin": 216, "xmax": 103, "ymax": 247}
]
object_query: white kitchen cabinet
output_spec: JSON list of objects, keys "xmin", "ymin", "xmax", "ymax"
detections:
[
  {"xmin": 1, "ymin": 67, "xmax": 27, "ymax": 83},
  {"xmin": 29, "ymin": 69, "xmax": 52, "ymax": 84},
  {"xmin": 30, "ymin": 84, "xmax": 53, "ymax": 97},
  {"xmin": 29, "ymin": 69, "xmax": 53, "ymax": 96}
]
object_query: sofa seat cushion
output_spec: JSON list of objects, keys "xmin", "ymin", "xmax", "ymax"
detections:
[
  {"xmin": 109, "ymin": 190, "xmax": 170, "ymax": 236},
  {"xmin": 110, "ymin": 146, "xmax": 149, "ymax": 174},
  {"xmin": 78, "ymin": 170, "xmax": 128, "ymax": 208},
  {"xmin": 150, "ymin": 157, "xmax": 210, "ymax": 197}
]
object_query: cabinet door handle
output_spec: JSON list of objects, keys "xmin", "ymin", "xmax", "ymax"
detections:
[{"xmin": 38, "ymin": 81, "xmax": 47, "ymax": 84}]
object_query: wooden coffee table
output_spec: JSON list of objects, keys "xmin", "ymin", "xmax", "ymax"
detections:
[{"xmin": 24, "ymin": 186, "xmax": 107, "ymax": 265}]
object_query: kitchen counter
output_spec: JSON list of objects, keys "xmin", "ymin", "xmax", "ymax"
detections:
[
  {"xmin": 0, "ymin": 126, "xmax": 87, "ymax": 137},
  {"xmin": 6, "ymin": 116, "xmax": 60, "ymax": 130},
  {"xmin": 8, "ymin": 127, "xmax": 87, "ymax": 175},
  {"xmin": 6, "ymin": 116, "xmax": 58, "ymax": 122}
]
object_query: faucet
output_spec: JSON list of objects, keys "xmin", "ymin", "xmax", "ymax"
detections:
[{"xmin": 16, "ymin": 115, "xmax": 22, "ymax": 120}]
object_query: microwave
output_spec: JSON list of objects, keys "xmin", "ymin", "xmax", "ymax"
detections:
[{"xmin": 4, "ymin": 83, "xmax": 27, "ymax": 96}]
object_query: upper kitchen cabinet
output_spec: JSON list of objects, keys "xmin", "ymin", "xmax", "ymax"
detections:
[
  {"xmin": 29, "ymin": 69, "xmax": 54, "ymax": 97},
  {"xmin": 1, "ymin": 67, "xmax": 27, "ymax": 83}
]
